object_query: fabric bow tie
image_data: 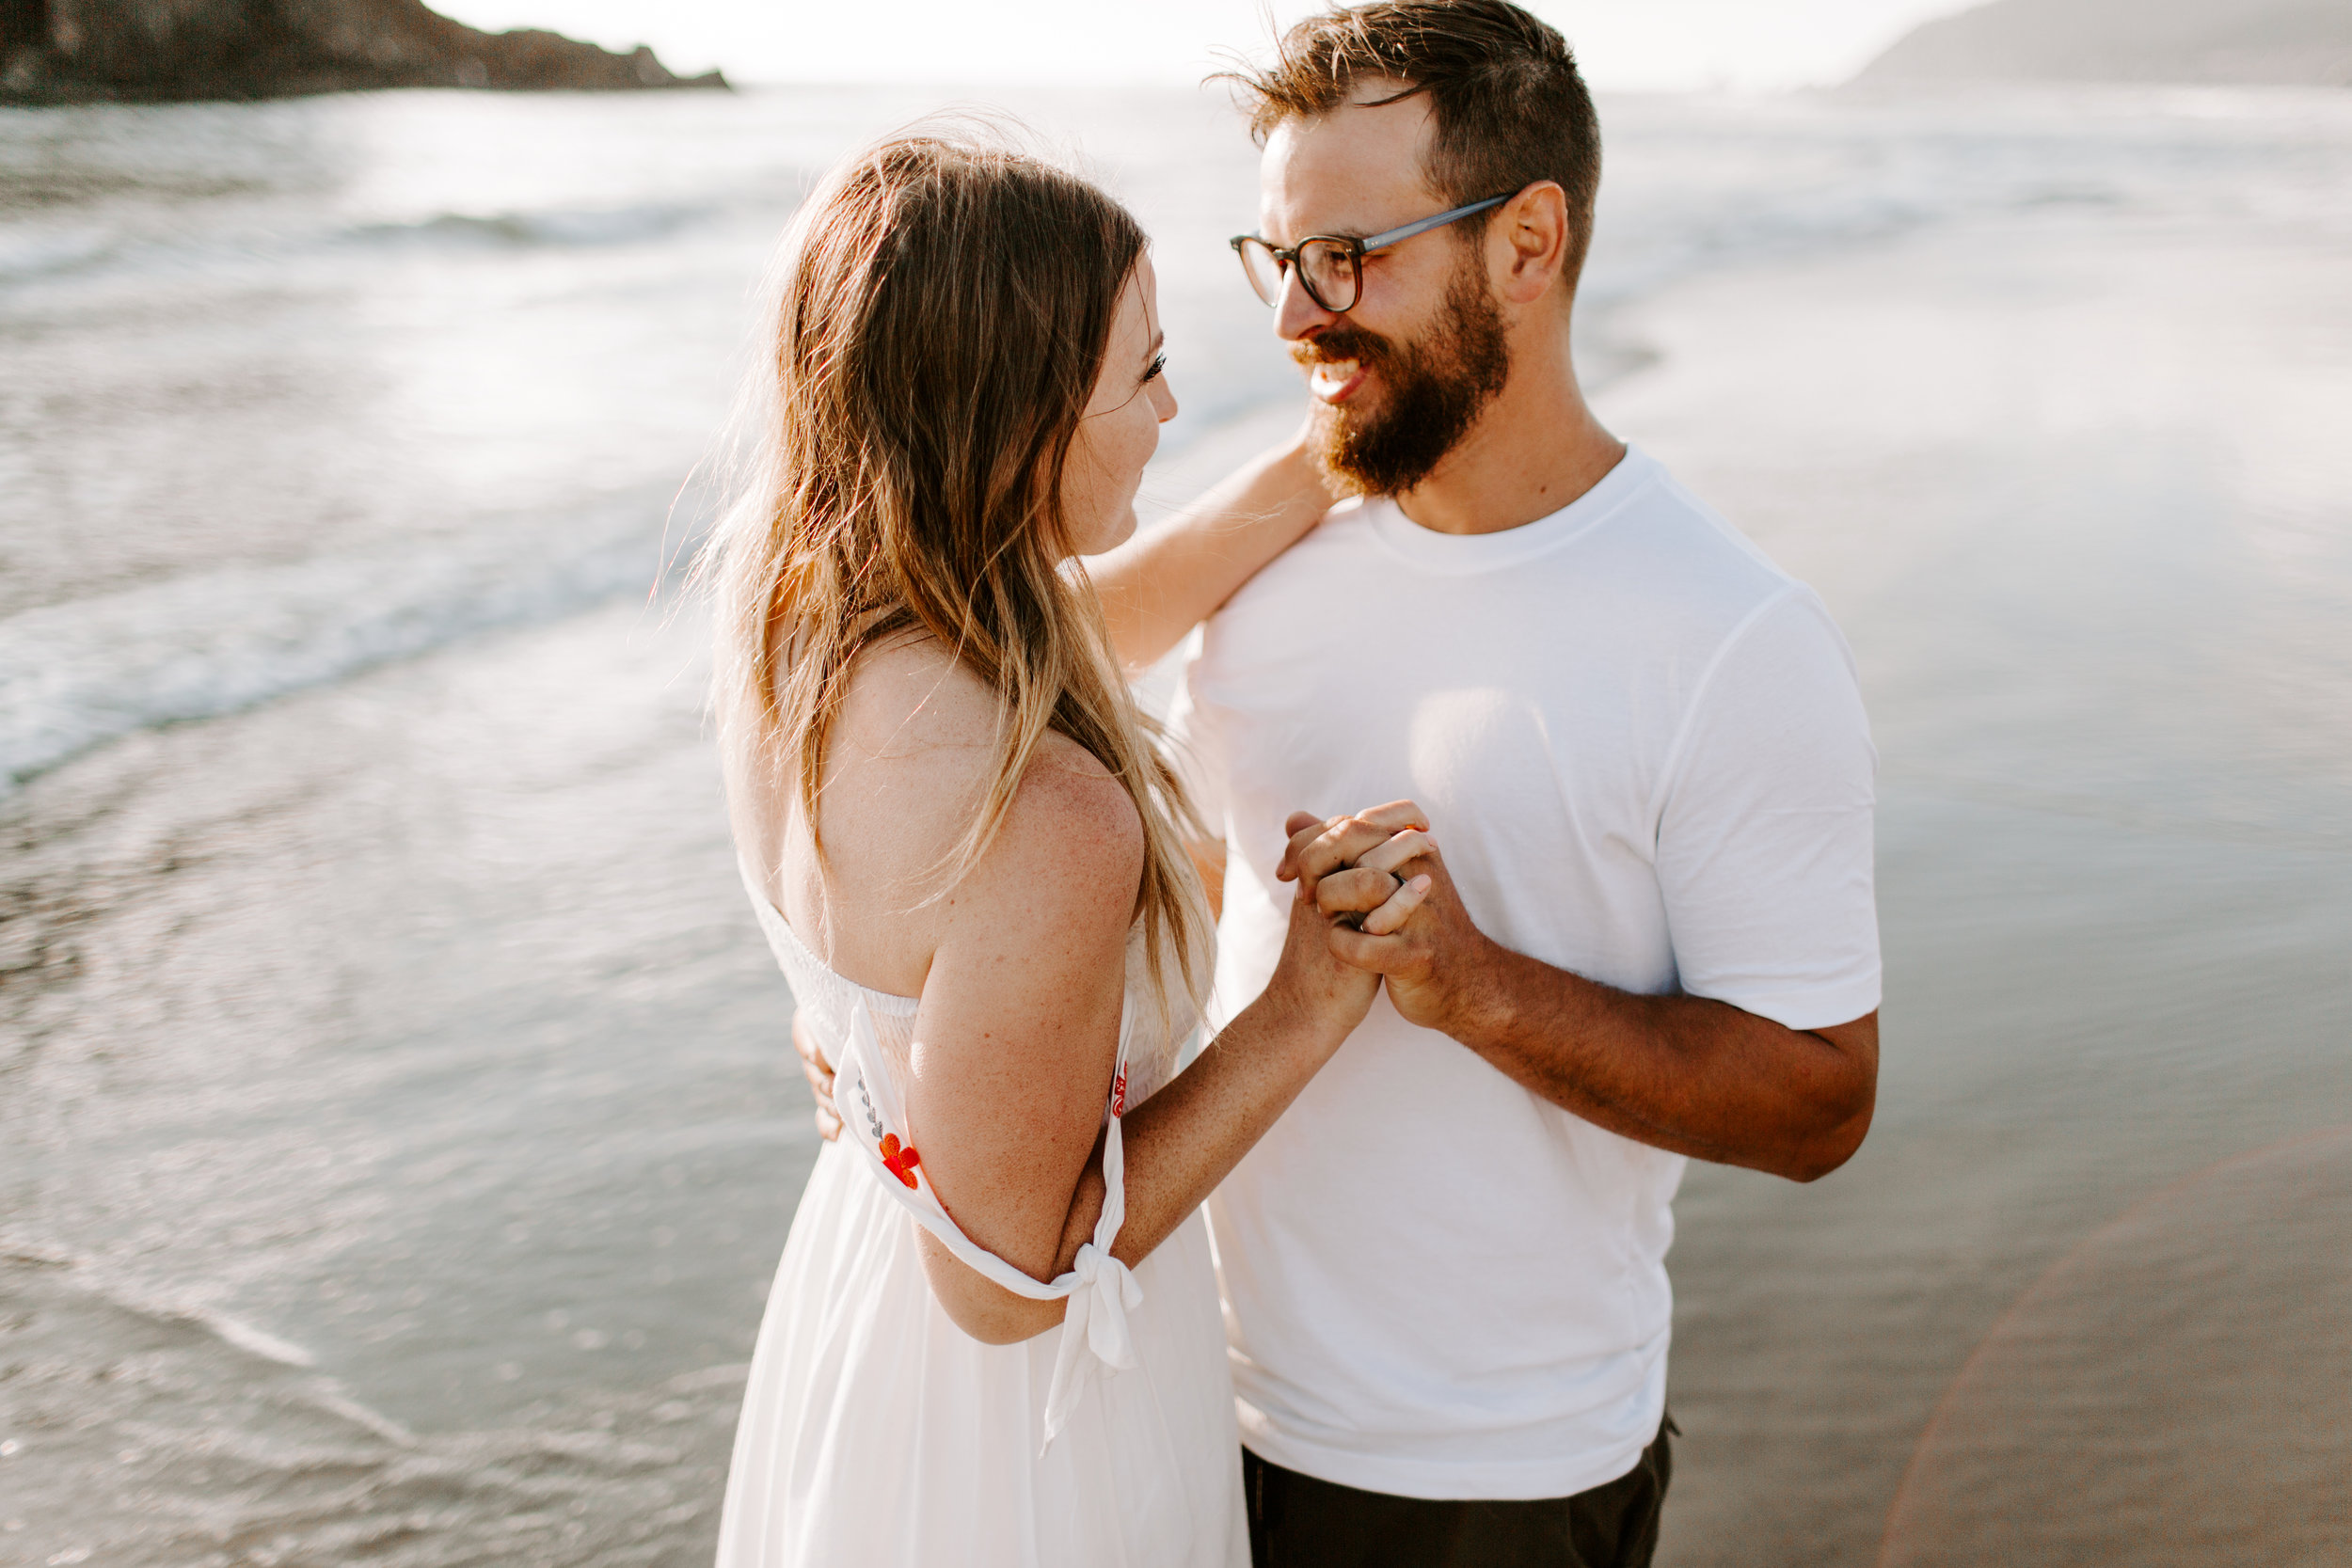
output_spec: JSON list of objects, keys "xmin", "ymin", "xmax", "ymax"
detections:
[{"xmin": 1041, "ymin": 1241, "xmax": 1145, "ymax": 1450}]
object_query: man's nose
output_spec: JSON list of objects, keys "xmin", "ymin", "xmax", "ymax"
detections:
[{"xmin": 1274, "ymin": 267, "xmax": 1338, "ymax": 343}]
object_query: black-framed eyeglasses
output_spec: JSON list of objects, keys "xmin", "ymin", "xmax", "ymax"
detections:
[{"xmin": 1230, "ymin": 194, "xmax": 1512, "ymax": 314}]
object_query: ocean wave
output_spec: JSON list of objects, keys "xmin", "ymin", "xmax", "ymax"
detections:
[
  {"xmin": 0, "ymin": 1247, "xmax": 724, "ymax": 1567},
  {"xmin": 337, "ymin": 198, "xmax": 717, "ymax": 254},
  {"xmin": 0, "ymin": 196, "xmax": 736, "ymax": 291},
  {"xmin": 0, "ymin": 496, "xmax": 688, "ymax": 792},
  {"xmin": 0, "ymin": 394, "xmax": 1311, "ymax": 791},
  {"xmin": 0, "ymin": 227, "xmax": 127, "ymax": 285},
  {"xmin": 1584, "ymin": 182, "xmax": 1982, "ymax": 313},
  {"xmin": 4, "ymin": 1243, "xmax": 324, "ymax": 1370}
]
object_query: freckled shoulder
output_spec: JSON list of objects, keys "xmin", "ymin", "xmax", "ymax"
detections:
[
  {"xmin": 828, "ymin": 634, "xmax": 1003, "ymax": 767},
  {"xmin": 952, "ymin": 727, "xmax": 1145, "ymax": 940},
  {"xmin": 824, "ymin": 636, "xmax": 1143, "ymax": 928}
]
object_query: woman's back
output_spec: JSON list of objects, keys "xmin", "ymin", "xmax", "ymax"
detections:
[
  {"xmin": 736, "ymin": 635, "xmax": 1143, "ymax": 1020},
  {"xmin": 733, "ymin": 633, "xmax": 1197, "ymax": 1119},
  {"xmin": 718, "ymin": 637, "xmax": 1243, "ymax": 1568}
]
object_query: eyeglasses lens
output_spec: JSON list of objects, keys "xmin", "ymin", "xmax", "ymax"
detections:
[
  {"xmin": 1298, "ymin": 241, "xmax": 1359, "ymax": 312},
  {"xmin": 1237, "ymin": 239, "xmax": 1284, "ymax": 306}
]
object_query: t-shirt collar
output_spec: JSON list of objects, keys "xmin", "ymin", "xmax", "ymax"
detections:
[{"xmin": 1363, "ymin": 443, "xmax": 1655, "ymax": 575}]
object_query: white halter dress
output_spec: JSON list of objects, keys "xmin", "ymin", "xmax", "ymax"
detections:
[{"xmin": 715, "ymin": 871, "xmax": 1247, "ymax": 1568}]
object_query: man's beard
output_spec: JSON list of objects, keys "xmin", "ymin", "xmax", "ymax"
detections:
[{"xmin": 1296, "ymin": 262, "xmax": 1511, "ymax": 499}]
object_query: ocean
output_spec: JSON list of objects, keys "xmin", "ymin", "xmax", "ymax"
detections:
[{"xmin": 3, "ymin": 79, "xmax": 2349, "ymax": 1566}]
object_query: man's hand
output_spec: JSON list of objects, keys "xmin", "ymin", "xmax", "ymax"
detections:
[
  {"xmin": 1280, "ymin": 800, "xmax": 1489, "ymax": 1031},
  {"xmin": 1263, "ymin": 809, "xmax": 1431, "ymax": 1032},
  {"xmin": 793, "ymin": 1010, "xmax": 842, "ymax": 1142},
  {"xmin": 1283, "ymin": 798, "xmax": 1876, "ymax": 1182},
  {"xmin": 1313, "ymin": 829, "xmax": 1498, "ymax": 1039}
]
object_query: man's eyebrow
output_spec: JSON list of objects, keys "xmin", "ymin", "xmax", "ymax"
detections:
[{"xmin": 1273, "ymin": 221, "xmax": 1372, "ymax": 244}]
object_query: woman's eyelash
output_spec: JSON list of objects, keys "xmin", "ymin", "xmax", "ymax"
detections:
[{"xmin": 1143, "ymin": 353, "xmax": 1168, "ymax": 383}]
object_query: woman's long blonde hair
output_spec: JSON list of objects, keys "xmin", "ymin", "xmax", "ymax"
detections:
[{"xmin": 705, "ymin": 127, "xmax": 1209, "ymax": 1015}]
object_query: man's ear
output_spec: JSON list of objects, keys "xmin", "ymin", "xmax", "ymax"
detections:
[{"xmin": 1490, "ymin": 181, "xmax": 1570, "ymax": 308}]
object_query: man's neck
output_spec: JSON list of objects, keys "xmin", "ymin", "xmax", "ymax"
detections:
[{"xmin": 1391, "ymin": 331, "xmax": 1626, "ymax": 538}]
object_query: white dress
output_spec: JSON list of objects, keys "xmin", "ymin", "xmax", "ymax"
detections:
[{"xmin": 715, "ymin": 870, "xmax": 1248, "ymax": 1568}]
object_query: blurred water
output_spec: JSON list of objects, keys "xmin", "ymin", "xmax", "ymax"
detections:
[
  {"xmin": 2, "ymin": 81, "xmax": 2350, "ymax": 1567},
  {"xmin": 9, "ymin": 85, "xmax": 2352, "ymax": 787}
]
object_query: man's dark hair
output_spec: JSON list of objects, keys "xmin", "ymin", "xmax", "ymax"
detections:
[{"xmin": 1222, "ymin": 0, "xmax": 1603, "ymax": 289}]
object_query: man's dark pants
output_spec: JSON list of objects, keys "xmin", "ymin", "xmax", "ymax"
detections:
[{"xmin": 1244, "ymin": 1418, "xmax": 1674, "ymax": 1568}]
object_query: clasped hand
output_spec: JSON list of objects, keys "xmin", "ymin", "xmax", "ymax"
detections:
[{"xmin": 1279, "ymin": 799, "xmax": 1496, "ymax": 1039}]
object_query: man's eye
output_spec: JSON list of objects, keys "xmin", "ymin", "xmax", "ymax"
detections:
[{"xmin": 1144, "ymin": 354, "xmax": 1168, "ymax": 383}]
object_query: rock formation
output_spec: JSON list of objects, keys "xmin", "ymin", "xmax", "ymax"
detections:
[
  {"xmin": 1, "ymin": 0, "xmax": 727, "ymax": 102},
  {"xmin": 1857, "ymin": 0, "xmax": 2352, "ymax": 87}
]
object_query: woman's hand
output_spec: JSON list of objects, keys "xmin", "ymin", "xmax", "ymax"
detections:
[
  {"xmin": 1260, "ymin": 806, "xmax": 1432, "ymax": 1039},
  {"xmin": 1277, "ymin": 802, "xmax": 1436, "ymax": 930},
  {"xmin": 1279, "ymin": 800, "xmax": 1494, "ymax": 1037}
]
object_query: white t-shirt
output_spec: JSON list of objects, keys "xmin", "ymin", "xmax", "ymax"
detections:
[{"xmin": 1169, "ymin": 445, "xmax": 1879, "ymax": 1502}]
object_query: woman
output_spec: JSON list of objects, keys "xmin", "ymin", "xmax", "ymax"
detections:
[{"xmin": 703, "ymin": 131, "xmax": 1427, "ymax": 1566}]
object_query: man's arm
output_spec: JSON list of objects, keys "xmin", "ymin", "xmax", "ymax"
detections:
[
  {"xmin": 1291, "ymin": 807, "xmax": 1877, "ymax": 1183},
  {"xmin": 1086, "ymin": 432, "xmax": 1334, "ymax": 674}
]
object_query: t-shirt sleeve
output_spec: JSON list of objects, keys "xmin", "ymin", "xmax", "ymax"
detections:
[
  {"xmin": 1160, "ymin": 627, "xmax": 1230, "ymax": 845},
  {"xmin": 1651, "ymin": 588, "xmax": 1881, "ymax": 1032}
]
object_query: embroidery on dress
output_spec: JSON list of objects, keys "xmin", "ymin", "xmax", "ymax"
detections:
[{"xmin": 854, "ymin": 1073, "xmax": 923, "ymax": 1188}]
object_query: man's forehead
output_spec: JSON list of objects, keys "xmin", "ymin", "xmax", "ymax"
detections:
[{"xmin": 1258, "ymin": 87, "xmax": 1441, "ymax": 238}]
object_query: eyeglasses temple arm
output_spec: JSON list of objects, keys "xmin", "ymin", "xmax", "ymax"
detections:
[{"xmin": 1359, "ymin": 194, "xmax": 1512, "ymax": 255}]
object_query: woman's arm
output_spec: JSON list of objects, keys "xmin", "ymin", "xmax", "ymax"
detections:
[
  {"xmin": 1086, "ymin": 431, "xmax": 1334, "ymax": 674},
  {"xmin": 901, "ymin": 768, "xmax": 1422, "ymax": 1344}
]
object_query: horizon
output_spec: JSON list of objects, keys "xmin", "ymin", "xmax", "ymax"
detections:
[{"xmin": 431, "ymin": 0, "xmax": 1983, "ymax": 94}]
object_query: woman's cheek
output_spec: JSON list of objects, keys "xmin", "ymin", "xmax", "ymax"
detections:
[{"xmin": 1128, "ymin": 403, "xmax": 1161, "ymax": 483}]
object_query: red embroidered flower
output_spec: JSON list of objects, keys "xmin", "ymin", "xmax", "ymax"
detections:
[
  {"xmin": 880, "ymin": 1133, "xmax": 921, "ymax": 1189},
  {"xmin": 1111, "ymin": 1066, "xmax": 1129, "ymax": 1117}
]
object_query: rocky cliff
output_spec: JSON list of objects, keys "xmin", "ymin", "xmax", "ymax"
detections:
[
  {"xmin": 1858, "ymin": 0, "xmax": 2352, "ymax": 87},
  {"xmin": 1, "ymin": 0, "xmax": 726, "ymax": 102}
]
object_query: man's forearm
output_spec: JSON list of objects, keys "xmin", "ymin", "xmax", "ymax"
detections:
[
  {"xmin": 1439, "ymin": 941, "xmax": 1877, "ymax": 1181},
  {"xmin": 1087, "ymin": 436, "xmax": 1331, "ymax": 673}
]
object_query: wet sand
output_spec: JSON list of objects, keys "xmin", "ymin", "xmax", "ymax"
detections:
[
  {"xmin": 1613, "ymin": 208, "xmax": 2352, "ymax": 1562},
  {"xmin": 0, "ymin": 599, "xmax": 790, "ymax": 1563}
]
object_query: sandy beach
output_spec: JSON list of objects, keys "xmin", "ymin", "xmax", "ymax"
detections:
[
  {"xmin": 1618, "ymin": 196, "xmax": 2352, "ymax": 1563},
  {"xmin": 3, "ymin": 84, "xmax": 2348, "ymax": 1566}
]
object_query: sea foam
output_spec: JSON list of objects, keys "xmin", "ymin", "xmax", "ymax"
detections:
[{"xmin": 0, "ymin": 495, "xmax": 686, "ymax": 791}]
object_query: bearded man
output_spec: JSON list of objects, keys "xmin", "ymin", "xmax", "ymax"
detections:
[{"xmin": 1096, "ymin": 3, "xmax": 1884, "ymax": 1562}]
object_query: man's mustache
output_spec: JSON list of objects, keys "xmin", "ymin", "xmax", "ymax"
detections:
[{"xmin": 1291, "ymin": 325, "xmax": 1394, "ymax": 371}]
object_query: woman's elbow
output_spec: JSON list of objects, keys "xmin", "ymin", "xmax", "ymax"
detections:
[
  {"xmin": 938, "ymin": 1288, "xmax": 1064, "ymax": 1345},
  {"xmin": 917, "ymin": 1239, "xmax": 1067, "ymax": 1344}
]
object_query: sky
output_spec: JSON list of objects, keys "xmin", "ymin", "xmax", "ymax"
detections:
[{"xmin": 433, "ymin": 0, "xmax": 1984, "ymax": 93}]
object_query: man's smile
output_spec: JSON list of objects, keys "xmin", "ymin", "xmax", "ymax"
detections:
[{"xmin": 1307, "ymin": 356, "xmax": 1368, "ymax": 404}]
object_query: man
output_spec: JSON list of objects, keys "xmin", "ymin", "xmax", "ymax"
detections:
[
  {"xmin": 1141, "ymin": 4, "xmax": 1880, "ymax": 1562},
  {"xmin": 801, "ymin": 3, "xmax": 1879, "ymax": 1560}
]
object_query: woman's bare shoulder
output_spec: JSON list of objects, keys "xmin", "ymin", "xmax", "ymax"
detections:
[
  {"xmin": 826, "ymin": 637, "xmax": 1141, "ymax": 910},
  {"xmin": 830, "ymin": 633, "xmax": 998, "ymax": 762}
]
